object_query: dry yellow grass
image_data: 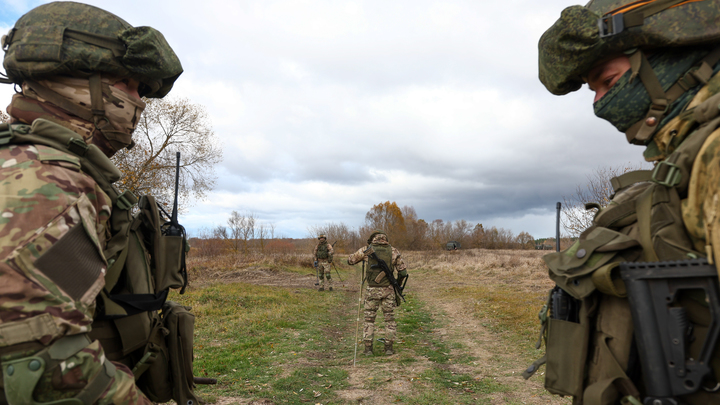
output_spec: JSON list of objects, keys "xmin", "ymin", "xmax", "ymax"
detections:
[{"xmin": 404, "ymin": 248, "xmax": 554, "ymax": 293}]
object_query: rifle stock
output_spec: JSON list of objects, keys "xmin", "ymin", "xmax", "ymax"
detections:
[{"xmin": 620, "ymin": 259, "xmax": 720, "ymax": 402}]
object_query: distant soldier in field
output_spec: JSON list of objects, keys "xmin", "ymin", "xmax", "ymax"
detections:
[
  {"xmin": 313, "ymin": 234, "xmax": 335, "ymax": 291},
  {"xmin": 0, "ymin": 1, "xmax": 184, "ymax": 404},
  {"xmin": 348, "ymin": 230, "xmax": 408, "ymax": 356}
]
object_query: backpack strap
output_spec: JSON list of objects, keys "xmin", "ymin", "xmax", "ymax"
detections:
[{"xmin": 610, "ymin": 170, "xmax": 653, "ymax": 193}]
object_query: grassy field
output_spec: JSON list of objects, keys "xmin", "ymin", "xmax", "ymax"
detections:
[{"xmin": 174, "ymin": 248, "xmax": 565, "ymax": 405}]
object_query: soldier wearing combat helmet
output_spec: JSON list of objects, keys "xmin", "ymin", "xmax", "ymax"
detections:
[
  {"xmin": 347, "ymin": 230, "xmax": 408, "ymax": 356},
  {"xmin": 531, "ymin": 1, "xmax": 720, "ymax": 404},
  {"xmin": 0, "ymin": 2, "xmax": 183, "ymax": 404},
  {"xmin": 313, "ymin": 234, "xmax": 335, "ymax": 291}
]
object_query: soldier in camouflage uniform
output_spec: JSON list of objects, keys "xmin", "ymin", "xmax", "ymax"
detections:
[
  {"xmin": 534, "ymin": 1, "xmax": 720, "ymax": 404},
  {"xmin": 347, "ymin": 230, "xmax": 407, "ymax": 356},
  {"xmin": 313, "ymin": 234, "xmax": 335, "ymax": 291},
  {"xmin": 0, "ymin": 2, "xmax": 182, "ymax": 404}
]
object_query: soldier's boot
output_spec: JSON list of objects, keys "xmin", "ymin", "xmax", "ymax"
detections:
[
  {"xmin": 363, "ymin": 342, "xmax": 373, "ymax": 356},
  {"xmin": 329, "ymin": 286, "xmax": 333, "ymax": 291},
  {"xmin": 318, "ymin": 287, "xmax": 325, "ymax": 292},
  {"xmin": 384, "ymin": 340, "xmax": 394, "ymax": 355}
]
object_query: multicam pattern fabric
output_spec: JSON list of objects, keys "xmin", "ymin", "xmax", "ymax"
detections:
[
  {"xmin": 362, "ymin": 286, "xmax": 396, "ymax": 343},
  {"xmin": 317, "ymin": 261, "xmax": 332, "ymax": 288},
  {"xmin": 0, "ymin": 120, "xmax": 151, "ymax": 403},
  {"xmin": 0, "ymin": 140, "xmax": 110, "ymax": 336},
  {"xmin": 8, "ymin": 76, "xmax": 145, "ymax": 156},
  {"xmin": 6, "ymin": 339, "xmax": 152, "ymax": 405},
  {"xmin": 538, "ymin": 1, "xmax": 720, "ymax": 95}
]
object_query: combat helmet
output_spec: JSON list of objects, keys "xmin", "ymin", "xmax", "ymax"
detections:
[
  {"xmin": 1, "ymin": 1, "xmax": 182, "ymax": 98},
  {"xmin": 367, "ymin": 230, "xmax": 388, "ymax": 245},
  {"xmin": 318, "ymin": 234, "xmax": 327, "ymax": 240},
  {"xmin": 0, "ymin": 2, "xmax": 183, "ymax": 153},
  {"xmin": 539, "ymin": 0, "xmax": 720, "ymax": 144}
]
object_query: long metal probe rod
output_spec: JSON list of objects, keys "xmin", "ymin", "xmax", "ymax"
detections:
[{"xmin": 353, "ymin": 261, "xmax": 365, "ymax": 367}]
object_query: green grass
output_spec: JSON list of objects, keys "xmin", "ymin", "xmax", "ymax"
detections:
[
  {"xmin": 170, "ymin": 265, "xmax": 519, "ymax": 404},
  {"xmin": 171, "ymin": 282, "xmax": 350, "ymax": 404}
]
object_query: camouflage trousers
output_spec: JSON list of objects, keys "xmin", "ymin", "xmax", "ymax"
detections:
[
  {"xmin": 317, "ymin": 261, "xmax": 333, "ymax": 288},
  {"xmin": 0, "ymin": 336, "xmax": 151, "ymax": 405},
  {"xmin": 363, "ymin": 286, "xmax": 396, "ymax": 343}
]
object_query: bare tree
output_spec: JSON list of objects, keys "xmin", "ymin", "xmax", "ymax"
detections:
[
  {"xmin": 307, "ymin": 222, "xmax": 358, "ymax": 251},
  {"xmin": 240, "ymin": 213, "xmax": 256, "ymax": 255},
  {"xmin": 257, "ymin": 222, "xmax": 267, "ymax": 253},
  {"xmin": 111, "ymin": 97, "xmax": 222, "ymax": 211},
  {"xmin": 562, "ymin": 163, "xmax": 649, "ymax": 236}
]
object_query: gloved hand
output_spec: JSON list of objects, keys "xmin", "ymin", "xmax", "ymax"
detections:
[{"xmin": 363, "ymin": 246, "xmax": 375, "ymax": 256}]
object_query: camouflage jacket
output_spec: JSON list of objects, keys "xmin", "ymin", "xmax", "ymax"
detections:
[
  {"xmin": 644, "ymin": 70, "xmax": 720, "ymax": 263},
  {"xmin": 0, "ymin": 119, "xmax": 112, "ymax": 346}
]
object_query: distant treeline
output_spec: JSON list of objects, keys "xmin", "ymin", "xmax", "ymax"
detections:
[{"xmin": 189, "ymin": 202, "xmax": 560, "ymax": 257}]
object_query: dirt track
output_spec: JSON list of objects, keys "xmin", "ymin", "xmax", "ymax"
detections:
[{"xmin": 202, "ymin": 263, "xmax": 567, "ymax": 405}]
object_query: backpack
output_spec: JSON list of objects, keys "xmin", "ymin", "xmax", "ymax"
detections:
[
  {"xmin": 0, "ymin": 119, "xmax": 200, "ymax": 405},
  {"xmin": 367, "ymin": 243, "xmax": 394, "ymax": 287}
]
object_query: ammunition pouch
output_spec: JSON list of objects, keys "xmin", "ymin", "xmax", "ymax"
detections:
[
  {"xmin": 527, "ymin": 227, "xmax": 644, "ymax": 401},
  {"xmin": 137, "ymin": 301, "xmax": 199, "ymax": 405}
]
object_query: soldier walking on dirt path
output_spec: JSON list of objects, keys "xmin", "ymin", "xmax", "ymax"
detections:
[
  {"xmin": 313, "ymin": 234, "xmax": 335, "ymax": 291},
  {"xmin": 347, "ymin": 230, "xmax": 408, "ymax": 356}
]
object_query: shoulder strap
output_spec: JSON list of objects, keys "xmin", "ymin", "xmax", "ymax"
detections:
[{"xmin": 610, "ymin": 170, "xmax": 653, "ymax": 192}]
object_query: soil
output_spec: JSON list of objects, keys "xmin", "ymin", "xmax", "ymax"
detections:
[{"xmin": 196, "ymin": 264, "xmax": 568, "ymax": 405}]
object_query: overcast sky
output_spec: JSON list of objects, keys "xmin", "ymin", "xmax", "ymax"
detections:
[{"xmin": 0, "ymin": 0, "xmax": 645, "ymax": 240}]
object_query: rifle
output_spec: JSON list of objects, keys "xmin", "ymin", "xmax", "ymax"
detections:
[
  {"xmin": 364, "ymin": 246, "xmax": 406, "ymax": 305},
  {"xmin": 158, "ymin": 152, "xmax": 188, "ymax": 294},
  {"xmin": 619, "ymin": 259, "xmax": 720, "ymax": 403}
]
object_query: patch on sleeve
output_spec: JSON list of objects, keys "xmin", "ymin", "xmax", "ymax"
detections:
[{"xmin": 35, "ymin": 222, "xmax": 104, "ymax": 301}]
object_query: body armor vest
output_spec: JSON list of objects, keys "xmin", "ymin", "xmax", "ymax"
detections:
[
  {"xmin": 317, "ymin": 242, "xmax": 329, "ymax": 259},
  {"xmin": 367, "ymin": 243, "xmax": 393, "ymax": 287}
]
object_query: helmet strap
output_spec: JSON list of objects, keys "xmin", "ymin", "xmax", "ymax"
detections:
[{"xmin": 625, "ymin": 47, "xmax": 720, "ymax": 145}]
